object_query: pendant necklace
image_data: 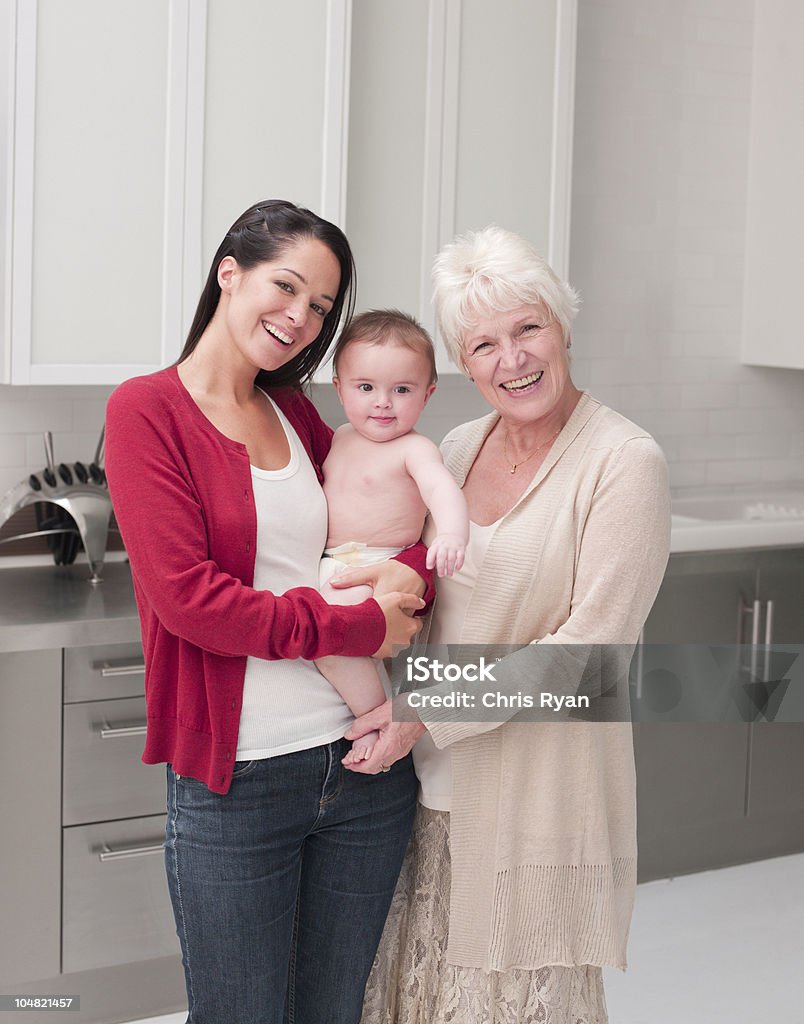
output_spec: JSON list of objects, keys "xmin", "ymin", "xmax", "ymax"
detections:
[{"xmin": 503, "ymin": 427, "xmax": 561, "ymax": 474}]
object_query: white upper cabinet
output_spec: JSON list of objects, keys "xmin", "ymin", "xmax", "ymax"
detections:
[
  {"xmin": 1, "ymin": 0, "xmax": 207, "ymax": 384},
  {"xmin": 201, "ymin": 0, "xmax": 350, "ymax": 273},
  {"xmin": 1, "ymin": 0, "xmax": 575, "ymax": 383},
  {"xmin": 344, "ymin": 0, "xmax": 577, "ymax": 374},
  {"xmin": 741, "ymin": 0, "xmax": 804, "ymax": 370}
]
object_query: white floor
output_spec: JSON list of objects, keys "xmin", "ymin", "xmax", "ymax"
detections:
[
  {"xmin": 132, "ymin": 853, "xmax": 804, "ymax": 1024},
  {"xmin": 604, "ymin": 852, "xmax": 804, "ymax": 1023}
]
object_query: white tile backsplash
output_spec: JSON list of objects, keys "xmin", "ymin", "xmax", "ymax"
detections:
[
  {"xmin": 0, "ymin": 385, "xmax": 114, "ymax": 494},
  {"xmin": 0, "ymin": 436, "xmax": 27, "ymax": 468},
  {"xmin": 23, "ymin": 431, "xmax": 105, "ymax": 467}
]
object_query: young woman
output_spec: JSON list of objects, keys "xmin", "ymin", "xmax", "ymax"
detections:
[{"xmin": 105, "ymin": 200, "xmax": 430, "ymax": 1024}]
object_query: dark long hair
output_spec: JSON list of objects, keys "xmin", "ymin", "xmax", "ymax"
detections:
[{"xmin": 177, "ymin": 200, "xmax": 356, "ymax": 390}]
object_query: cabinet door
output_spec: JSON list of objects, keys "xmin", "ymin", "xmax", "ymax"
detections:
[
  {"xmin": 203, "ymin": 0, "xmax": 349, "ymax": 280},
  {"xmin": 345, "ymin": 0, "xmax": 430, "ymax": 324},
  {"xmin": 343, "ymin": 0, "xmax": 576, "ymax": 376},
  {"xmin": 642, "ymin": 551, "xmax": 758, "ymax": 647},
  {"xmin": 740, "ymin": 0, "xmax": 804, "ymax": 369},
  {"xmin": 747, "ymin": 549, "xmax": 804, "ymax": 821},
  {"xmin": 62, "ymin": 814, "xmax": 178, "ymax": 973},
  {"xmin": 3, "ymin": 0, "xmax": 205, "ymax": 385},
  {"xmin": 62, "ymin": 697, "xmax": 165, "ymax": 826},
  {"xmin": 635, "ymin": 552, "xmax": 754, "ymax": 880},
  {"xmin": 0, "ymin": 649, "xmax": 62, "ymax": 986}
]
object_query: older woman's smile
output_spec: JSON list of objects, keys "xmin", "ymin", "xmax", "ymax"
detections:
[{"xmin": 500, "ymin": 370, "xmax": 544, "ymax": 392}]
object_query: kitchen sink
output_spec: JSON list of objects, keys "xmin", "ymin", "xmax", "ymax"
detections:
[
  {"xmin": 670, "ymin": 489, "xmax": 804, "ymax": 553},
  {"xmin": 673, "ymin": 492, "xmax": 804, "ymax": 523}
]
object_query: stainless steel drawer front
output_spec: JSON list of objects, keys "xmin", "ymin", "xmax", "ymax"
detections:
[
  {"xmin": 62, "ymin": 697, "xmax": 164, "ymax": 825},
  {"xmin": 64, "ymin": 642, "xmax": 145, "ymax": 702},
  {"xmin": 62, "ymin": 815, "xmax": 179, "ymax": 974}
]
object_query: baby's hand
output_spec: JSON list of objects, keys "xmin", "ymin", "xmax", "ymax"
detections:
[{"xmin": 426, "ymin": 533, "xmax": 466, "ymax": 578}]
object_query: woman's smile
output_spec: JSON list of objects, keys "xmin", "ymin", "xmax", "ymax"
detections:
[
  {"xmin": 262, "ymin": 321, "xmax": 295, "ymax": 347},
  {"xmin": 499, "ymin": 369, "xmax": 545, "ymax": 393}
]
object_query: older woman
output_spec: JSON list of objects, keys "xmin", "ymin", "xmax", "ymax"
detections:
[{"xmin": 339, "ymin": 226, "xmax": 671, "ymax": 1024}]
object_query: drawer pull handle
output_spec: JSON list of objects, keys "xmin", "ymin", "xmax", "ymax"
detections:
[
  {"xmin": 99, "ymin": 842, "xmax": 163, "ymax": 863},
  {"xmin": 99, "ymin": 722, "xmax": 148, "ymax": 739},
  {"xmin": 100, "ymin": 661, "xmax": 145, "ymax": 678}
]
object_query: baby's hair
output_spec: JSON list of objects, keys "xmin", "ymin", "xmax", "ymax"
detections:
[{"xmin": 333, "ymin": 309, "xmax": 438, "ymax": 385}]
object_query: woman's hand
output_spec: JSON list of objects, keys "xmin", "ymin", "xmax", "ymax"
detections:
[
  {"xmin": 372, "ymin": 591, "xmax": 425, "ymax": 658},
  {"xmin": 343, "ymin": 700, "xmax": 427, "ymax": 774},
  {"xmin": 328, "ymin": 559, "xmax": 426, "ymax": 600}
]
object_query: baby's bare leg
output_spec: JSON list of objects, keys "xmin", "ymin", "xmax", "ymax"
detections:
[{"xmin": 316, "ymin": 577, "xmax": 384, "ymax": 763}]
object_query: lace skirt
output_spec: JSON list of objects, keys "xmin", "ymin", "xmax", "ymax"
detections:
[{"xmin": 361, "ymin": 805, "xmax": 609, "ymax": 1024}]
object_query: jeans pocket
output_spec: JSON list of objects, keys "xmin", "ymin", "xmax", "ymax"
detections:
[
  {"xmin": 172, "ymin": 768, "xmax": 204, "ymax": 787},
  {"xmin": 230, "ymin": 758, "xmax": 257, "ymax": 780}
]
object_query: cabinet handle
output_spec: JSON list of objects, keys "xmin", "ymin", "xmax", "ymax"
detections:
[
  {"xmin": 98, "ymin": 842, "xmax": 163, "ymax": 863},
  {"xmin": 763, "ymin": 599, "xmax": 774, "ymax": 682},
  {"xmin": 750, "ymin": 598, "xmax": 761, "ymax": 680},
  {"xmin": 764, "ymin": 599, "xmax": 774, "ymax": 646},
  {"xmin": 750, "ymin": 599, "xmax": 761, "ymax": 646},
  {"xmin": 99, "ymin": 722, "xmax": 148, "ymax": 739},
  {"xmin": 100, "ymin": 661, "xmax": 145, "ymax": 678}
]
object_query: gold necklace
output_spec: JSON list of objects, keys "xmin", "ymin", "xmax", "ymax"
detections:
[{"xmin": 503, "ymin": 427, "xmax": 560, "ymax": 474}]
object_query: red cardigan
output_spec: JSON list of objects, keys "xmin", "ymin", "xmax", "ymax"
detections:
[{"xmin": 105, "ymin": 366, "xmax": 431, "ymax": 793}]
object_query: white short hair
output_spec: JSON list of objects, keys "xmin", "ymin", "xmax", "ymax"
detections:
[{"xmin": 432, "ymin": 225, "xmax": 580, "ymax": 370}]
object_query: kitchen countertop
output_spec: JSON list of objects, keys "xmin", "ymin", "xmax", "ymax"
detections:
[
  {"xmin": 2, "ymin": 487, "xmax": 803, "ymax": 652},
  {"xmin": 670, "ymin": 488, "xmax": 804, "ymax": 554},
  {"xmin": 0, "ymin": 561, "xmax": 140, "ymax": 653}
]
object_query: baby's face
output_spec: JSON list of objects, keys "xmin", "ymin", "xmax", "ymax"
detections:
[{"xmin": 333, "ymin": 340, "xmax": 436, "ymax": 442}]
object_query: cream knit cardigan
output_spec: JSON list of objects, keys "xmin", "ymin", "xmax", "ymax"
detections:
[{"xmin": 422, "ymin": 392, "xmax": 671, "ymax": 972}]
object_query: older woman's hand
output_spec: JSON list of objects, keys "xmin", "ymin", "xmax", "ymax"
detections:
[
  {"xmin": 342, "ymin": 699, "xmax": 427, "ymax": 773},
  {"xmin": 328, "ymin": 558, "xmax": 427, "ymax": 600}
]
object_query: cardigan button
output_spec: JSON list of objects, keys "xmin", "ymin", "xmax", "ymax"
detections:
[
  {"xmin": 226, "ymin": 750, "xmax": 232, "ymax": 760},
  {"xmin": 246, "ymin": 541, "xmax": 251, "ymax": 553},
  {"xmin": 231, "ymin": 700, "xmax": 236, "ymax": 711}
]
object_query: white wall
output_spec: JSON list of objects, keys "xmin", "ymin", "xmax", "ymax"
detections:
[
  {"xmin": 568, "ymin": 0, "xmax": 804, "ymax": 491},
  {"xmin": 3, "ymin": 0, "xmax": 804, "ymax": 503}
]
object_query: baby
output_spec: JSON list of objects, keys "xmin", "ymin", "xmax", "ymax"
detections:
[{"xmin": 317, "ymin": 309, "xmax": 468, "ymax": 764}]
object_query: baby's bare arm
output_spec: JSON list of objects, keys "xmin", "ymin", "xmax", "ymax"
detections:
[{"xmin": 404, "ymin": 436, "xmax": 469, "ymax": 576}]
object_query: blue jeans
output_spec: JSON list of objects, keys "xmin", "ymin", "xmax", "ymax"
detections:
[{"xmin": 165, "ymin": 739, "xmax": 416, "ymax": 1024}]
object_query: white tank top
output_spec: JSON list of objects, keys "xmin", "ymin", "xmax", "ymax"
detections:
[
  {"xmin": 236, "ymin": 397, "xmax": 353, "ymax": 760},
  {"xmin": 413, "ymin": 517, "xmax": 500, "ymax": 810}
]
